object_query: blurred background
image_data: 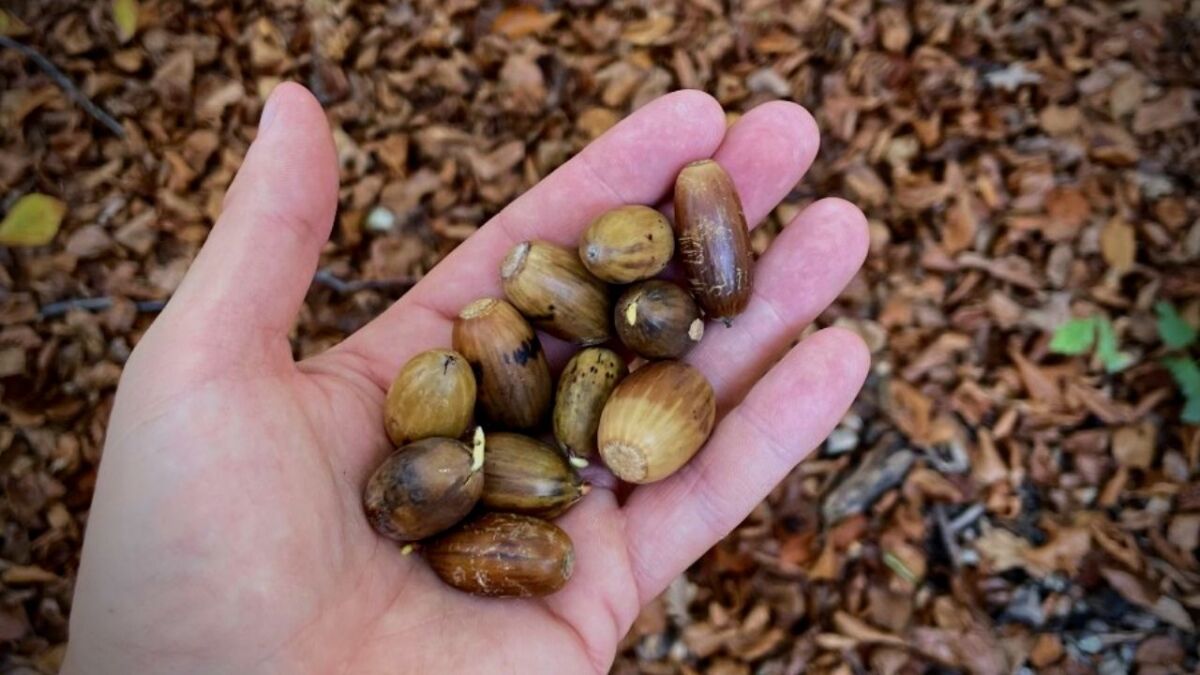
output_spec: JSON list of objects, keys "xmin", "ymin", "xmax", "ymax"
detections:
[{"xmin": 1, "ymin": 1, "xmax": 1198, "ymax": 673}]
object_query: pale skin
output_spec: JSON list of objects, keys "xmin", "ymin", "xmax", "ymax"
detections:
[{"xmin": 62, "ymin": 84, "xmax": 871, "ymax": 674}]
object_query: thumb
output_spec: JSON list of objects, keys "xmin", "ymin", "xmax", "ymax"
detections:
[{"xmin": 149, "ymin": 83, "xmax": 338, "ymax": 372}]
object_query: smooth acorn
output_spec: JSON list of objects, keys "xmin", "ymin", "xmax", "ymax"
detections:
[
  {"xmin": 482, "ymin": 433, "xmax": 588, "ymax": 518},
  {"xmin": 579, "ymin": 205, "xmax": 675, "ymax": 284},
  {"xmin": 614, "ymin": 280, "xmax": 704, "ymax": 359},
  {"xmin": 598, "ymin": 361, "xmax": 715, "ymax": 483},
  {"xmin": 363, "ymin": 431, "xmax": 485, "ymax": 542},
  {"xmin": 501, "ymin": 240, "xmax": 612, "ymax": 345},
  {"xmin": 674, "ymin": 159, "xmax": 754, "ymax": 323},
  {"xmin": 553, "ymin": 348, "xmax": 627, "ymax": 459},
  {"xmin": 384, "ymin": 349, "xmax": 476, "ymax": 446},
  {"xmin": 425, "ymin": 512, "xmax": 575, "ymax": 598},
  {"xmin": 453, "ymin": 298, "xmax": 552, "ymax": 429}
]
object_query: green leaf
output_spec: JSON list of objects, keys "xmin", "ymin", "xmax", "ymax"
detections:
[
  {"xmin": 1155, "ymin": 301, "xmax": 1197, "ymax": 350},
  {"xmin": 1050, "ymin": 318, "xmax": 1097, "ymax": 355},
  {"xmin": 0, "ymin": 194, "xmax": 66, "ymax": 247},
  {"xmin": 1096, "ymin": 319, "xmax": 1134, "ymax": 373},
  {"xmin": 112, "ymin": 0, "xmax": 138, "ymax": 43},
  {"xmin": 1183, "ymin": 396, "xmax": 1200, "ymax": 425},
  {"xmin": 1164, "ymin": 356, "xmax": 1200, "ymax": 398}
]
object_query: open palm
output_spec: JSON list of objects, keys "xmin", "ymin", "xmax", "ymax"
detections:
[{"xmin": 62, "ymin": 84, "xmax": 869, "ymax": 674}]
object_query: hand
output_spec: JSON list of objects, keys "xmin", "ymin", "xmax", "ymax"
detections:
[{"xmin": 63, "ymin": 84, "xmax": 869, "ymax": 674}]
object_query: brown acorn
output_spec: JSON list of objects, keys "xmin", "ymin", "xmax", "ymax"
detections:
[
  {"xmin": 425, "ymin": 512, "xmax": 575, "ymax": 598},
  {"xmin": 553, "ymin": 347, "xmax": 627, "ymax": 459},
  {"xmin": 481, "ymin": 433, "xmax": 588, "ymax": 518},
  {"xmin": 598, "ymin": 361, "xmax": 715, "ymax": 484},
  {"xmin": 579, "ymin": 205, "xmax": 675, "ymax": 284},
  {"xmin": 363, "ymin": 431, "xmax": 485, "ymax": 542},
  {"xmin": 383, "ymin": 349, "xmax": 476, "ymax": 446},
  {"xmin": 674, "ymin": 159, "xmax": 754, "ymax": 323},
  {"xmin": 501, "ymin": 241, "xmax": 612, "ymax": 345},
  {"xmin": 614, "ymin": 280, "xmax": 704, "ymax": 360},
  {"xmin": 452, "ymin": 298, "xmax": 552, "ymax": 429}
]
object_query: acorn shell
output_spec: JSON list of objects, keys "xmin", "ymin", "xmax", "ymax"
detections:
[
  {"xmin": 614, "ymin": 280, "xmax": 704, "ymax": 360},
  {"xmin": 598, "ymin": 361, "xmax": 715, "ymax": 484},
  {"xmin": 362, "ymin": 434, "xmax": 485, "ymax": 542},
  {"xmin": 553, "ymin": 347, "xmax": 627, "ymax": 459},
  {"xmin": 501, "ymin": 241, "xmax": 612, "ymax": 345},
  {"xmin": 579, "ymin": 205, "xmax": 675, "ymax": 284},
  {"xmin": 384, "ymin": 349, "xmax": 476, "ymax": 446},
  {"xmin": 452, "ymin": 298, "xmax": 552, "ymax": 430},
  {"xmin": 425, "ymin": 512, "xmax": 575, "ymax": 598},
  {"xmin": 481, "ymin": 432, "xmax": 587, "ymax": 518},
  {"xmin": 674, "ymin": 159, "xmax": 754, "ymax": 323}
]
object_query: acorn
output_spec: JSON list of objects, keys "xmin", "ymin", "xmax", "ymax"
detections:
[
  {"xmin": 363, "ymin": 431, "xmax": 485, "ymax": 542},
  {"xmin": 383, "ymin": 349, "xmax": 476, "ymax": 446},
  {"xmin": 614, "ymin": 280, "xmax": 704, "ymax": 360},
  {"xmin": 598, "ymin": 361, "xmax": 715, "ymax": 484},
  {"xmin": 481, "ymin": 433, "xmax": 588, "ymax": 518},
  {"xmin": 453, "ymin": 298, "xmax": 552, "ymax": 429},
  {"xmin": 579, "ymin": 205, "xmax": 675, "ymax": 284},
  {"xmin": 425, "ymin": 512, "xmax": 574, "ymax": 598},
  {"xmin": 501, "ymin": 241, "xmax": 612, "ymax": 345},
  {"xmin": 674, "ymin": 159, "xmax": 754, "ymax": 323},
  {"xmin": 553, "ymin": 347, "xmax": 627, "ymax": 459}
]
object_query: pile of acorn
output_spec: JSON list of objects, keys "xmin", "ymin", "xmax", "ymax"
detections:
[{"xmin": 363, "ymin": 159, "xmax": 753, "ymax": 598}]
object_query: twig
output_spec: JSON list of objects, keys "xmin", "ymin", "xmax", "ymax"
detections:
[
  {"xmin": 39, "ymin": 297, "xmax": 166, "ymax": 319},
  {"xmin": 0, "ymin": 35, "xmax": 125, "ymax": 138},
  {"xmin": 313, "ymin": 269, "xmax": 416, "ymax": 294}
]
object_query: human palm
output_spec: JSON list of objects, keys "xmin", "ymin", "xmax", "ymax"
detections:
[{"xmin": 63, "ymin": 84, "xmax": 869, "ymax": 674}]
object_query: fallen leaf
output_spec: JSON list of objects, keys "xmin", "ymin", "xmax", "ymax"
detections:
[
  {"xmin": 623, "ymin": 13, "xmax": 674, "ymax": 45},
  {"xmin": 491, "ymin": 6, "xmax": 561, "ymax": 39},
  {"xmin": 1112, "ymin": 423, "xmax": 1155, "ymax": 469},
  {"xmin": 1100, "ymin": 217, "xmax": 1136, "ymax": 273},
  {"xmin": 0, "ymin": 193, "xmax": 66, "ymax": 247},
  {"xmin": 111, "ymin": 0, "xmax": 138, "ymax": 43},
  {"xmin": 833, "ymin": 611, "xmax": 906, "ymax": 646}
]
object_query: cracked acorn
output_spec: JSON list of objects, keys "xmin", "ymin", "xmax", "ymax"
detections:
[
  {"xmin": 481, "ymin": 432, "xmax": 589, "ymax": 518},
  {"xmin": 579, "ymin": 205, "xmax": 674, "ymax": 284},
  {"xmin": 553, "ymin": 347, "xmax": 627, "ymax": 460},
  {"xmin": 363, "ymin": 431, "xmax": 485, "ymax": 542},
  {"xmin": 674, "ymin": 159, "xmax": 754, "ymax": 323},
  {"xmin": 425, "ymin": 512, "xmax": 575, "ymax": 598},
  {"xmin": 615, "ymin": 280, "xmax": 704, "ymax": 360},
  {"xmin": 501, "ymin": 240, "xmax": 612, "ymax": 345},
  {"xmin": 383, "ymin": 349, "xmax": 476, "ymax": 446}
]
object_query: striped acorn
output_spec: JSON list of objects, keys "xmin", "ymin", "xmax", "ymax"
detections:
[
  {"xmin": 598, "ymin": 361, "xmax": 715, "ymax": 484},
  {"xmin": 579, "ymin": 205, "xmax": 674, "ymax": 284},
  {"xmin": 452, "ymin": 298, "xmax": 552, "ymax": 429},
  {"xmin": 481, "ymin": 432, "xmax": 588, "ymax": 518},
  {"xmin": 362, "ymin": 431, "xmax": 485, "ymax": 542},
  {"xmin": 425, "ymin": 512, "xmax": 575, "ymax": 598},
  {"xmin": 674, "ymin": 159, "xmax": 754, "ymax": 323},
  {"xmin": 383, "ymin": 349, "xmax": 476, "ymax": 446},
  {"xmin": 501, "ymin": 240, "xmax": 612, "ymax": 345},
  {"xmin": 614, "ymin": 280, "xmax": 704, "ymax": 360},
  {"xmin": 553, "ymin": 347, "xmax": 627, "ymax": 459}
]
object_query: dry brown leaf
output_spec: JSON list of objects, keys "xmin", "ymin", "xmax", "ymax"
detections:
[
  {"xmin": 1100, "ymin": 217, "xmax": 1137, "ymax": 273},
  {"xmin": 491, "ymin": 6, "xmax": 560, "ymax": 39},
  {"xmin": 833, "ymin": 611, "xmax": 906, "ymax": 646},
  {"xmin": 1112, "ymin": 423, "xmax": 1155, "ymax": 469}
]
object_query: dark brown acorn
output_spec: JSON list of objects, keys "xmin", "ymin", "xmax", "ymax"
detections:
[
  {"xmin": 384, "ymin": 349, "xmax": 476, "ymax": 446},
  {"xmin": 501, "ymin": 240, "xmax": 612, "ymax": 345},
  {"xmin": 579, "ymin": 205, "xmax": 675, "ymax": 284},
  {"xmin": 552, "ymin": 347, "xmax": 627, "ymax": 459},
  {"xmin": 425, "ymin": 513, "xmax": 575, "ymax": 598},
  {"xmin": 481, "ymin": 432, "xmax": 588, "ymax": 518},
  {"xmin": 674, "ymin": 159, "xmax": 754, "ymax": 323},
  {"xmin": 452, "ymin": 298, "xmax": 552, "ymax": 429},
  {"xmin": 598, "ymin": 361, "xmax": 715, "ymax": 483},
  {"xmin": 362, "ymin": 432, "xmax": 485, "ymax": 542},
  {"xmin": 614, "ymin": 280, "xmax": 704, "ymax": 360}
]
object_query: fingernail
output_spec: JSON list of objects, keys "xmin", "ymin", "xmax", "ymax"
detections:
[{"xmin": 259, "ymin": 88, "xmax": 282, "ymax": 134}]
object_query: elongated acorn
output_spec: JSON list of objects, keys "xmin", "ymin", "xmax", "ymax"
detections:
[
  {"xmin": 674, "ymin": 159, "xmax": 754, "ymax": 323},
  {"xmin": 579, "ymin": 205, "xmax": 674, "ymax": 284},
  {"xmin": 453, "ymin": 298, "xmax": 552, "ymax": 429},
  {"xmin": 425, "ymin": 512, "xmax": 574, "ymax": 598},
  {"xmin": 384, "ymin": 349, "xmax": 476, "ymax": 446},
  {"xmin": 363, "ymin": 431, "xmax": 485, "ymax": 542},
  {"xmin": 482, "ymin": 433, "xmax": 588, "ymax": 518},
  {"xmin": 501, "ymin": 241, "xmax": 612, "ymax": 345},
  {"xmin": 553, "ymin": 348, "xmax": 627, "ymax": 459},
  {"xmin": 614, "ymin": 280, "xmax": 704, "ymax": 359},
  {"xmin": 598, "ymin": 361, "xmax": 715, "ymax": 483}
]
